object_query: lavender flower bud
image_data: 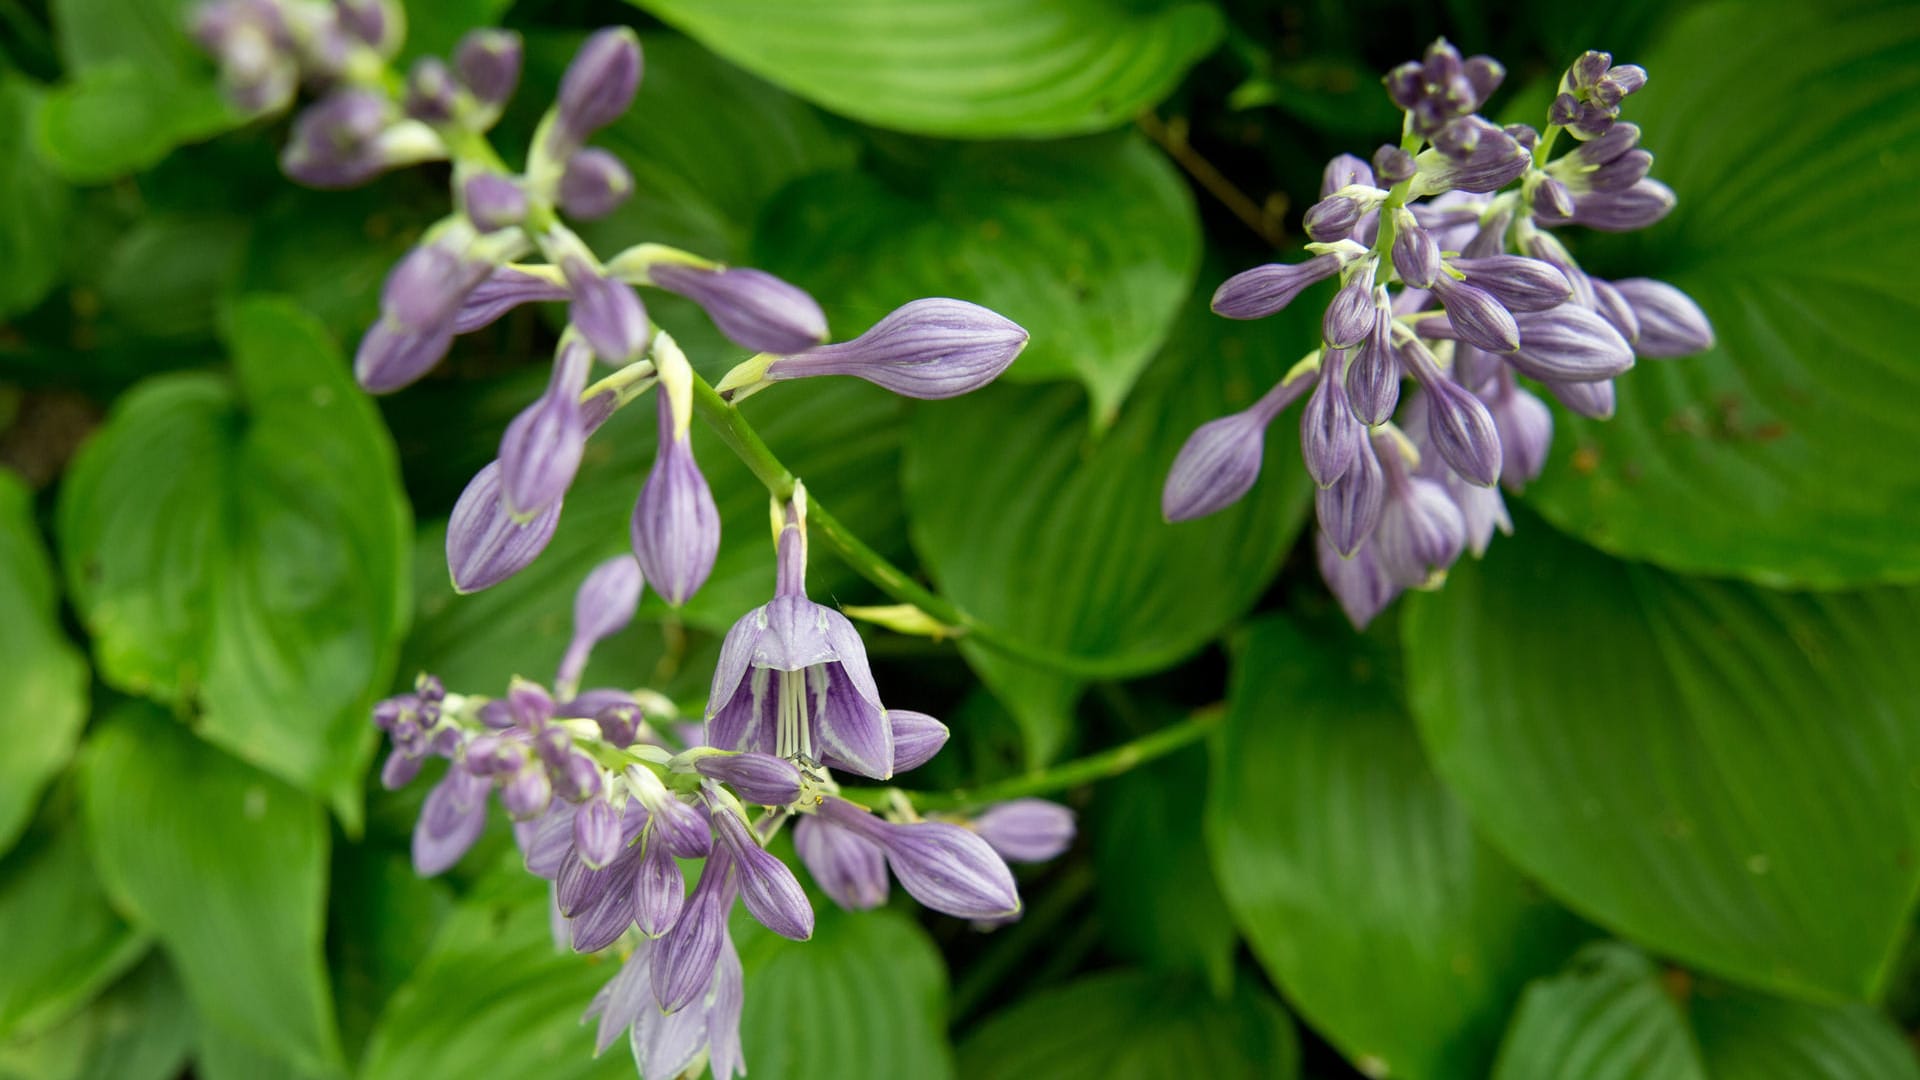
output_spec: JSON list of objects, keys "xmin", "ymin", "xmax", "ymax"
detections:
[
  {"xmin": 446, "ymin": 460, "xmax": 562, "ymax": 593},
  {"xmin": 1304, "ymin": 195, "xmax": 1366, "ymax": 242},
  {"xmin": 1534, "ymin": 176, "xmax": 1575, "ymax": 220},
  {"xmin": 1448, "ymin": 255, "xmax": 1572, "ymax": 313},
  {"xmin": 563, "ymin": 258, "xmax": 650, "ymax": 362},
  {"xmin": 333, "ymin": 0, "xmax": 398, "ymax": 53},
  {"xmin": 520, "ymin": 800, "xmax": 577, "ymax": 878},
  {"xmin": 380, "ymin": 749, "xmax": 422, "ymax": 790},
  {"xmin": 597, "ymin": 702, "xmax": 642, "ymax": 747},
  {"xmin": 1161, "ymin": 367, "xmax": 1311, "ymax": 521},
  {"xmin": 818, "ymin": 798, "xmax": 1020, "ymax": 920},
  {"xmin": 693, "ymin": 752, "xmax": 804, "ymax": 806},
  {"xmin": 1315, "ymin": 436, "xmax": 1385, "ymax": 557},
  {"xmin": 1212, "ymin": 255, "xmax": 1341, "ymax": 320},
  {"xmin": 1373, "ymin": 145, "xmax": 1416, "ymax": 184},
  {"xmin": 631, "ymin": 770, "xmax": 714, "ymax": 859},
  {"xmin": 1321, "ymin": 153, "xmax": 1376, "ymax": 197},
  {"xmin": 653, "ymin": 849, "xmax": 735, "ymax": 1012},
  {"xmin": 1323, "ymin": 264, "xmax": 1378, "ymax": 349},
  {"xmin": 1302, "ymin": 361, "xmax": 1364, "ymax": 487},
  {"xmin": 1597, "ymin": 64, "xmax": 1647, "ymax": 102},
  {"xmin": 888, "ymin": 710, "xmax": 950, "ymax": 773},
  {"xmin": 574, "ymin": 798, "xmax": 624, "ymax": 869},
  {"xmin": 554, "ymin": 752, "xmax": 603, "ymax": 802},
  {"xmin": 498, "ymin": 341, "xmax": 591, "ymax": 519},
  {"xmin": 1488, "ymin": 377, "xmax": 1554, "ymax": 491},
  {"xmin": 631, "ymin": 393, "xmax": 721, "ymax": 606},
  {"xmin": 1431, "ymin": 274, "xmax": 1520, "ymax": 354},
  {"xmin": 763, "ymin": 298, "xmax": 1026, "ymax": 398},
  {"xmin": 632, "ymin": 830, "xmax": 687, "ymax": 937},
  {"xmin": 1391, "ymin": 219, "xmax": 1440, "ymax": 289},
  {"xmin": 455, "ymin": 29, "xmax": 522, "ymax": 108},
  {"xmin": 413, "ymin": 767, "xmax": 490, "ymax": 876},
  {"xmin": 1509, "ymin": 306, "xmax": 1635, "ymax": 382},
  {"xmin": 502, "ymin": 765, "xmax": 554, "ymax": 820},
  {"xmin": 404, "ymin": 57, "xmax": 459, "ymax": 125},
  {"xmin": 557, "ymin": 841, "xmax": 629, "ymax": 916},
  {"xmin": 454, "ymin": 267, "xmax": 570, "ymax": 334},
  {"xmin": 1401, "ymin": 344, "xmax": 1501, "ymax": 487},
  {"xmin": 1572, "ymin": 122, "xmax": 1640, "ymax": 166},
  {"xmin": 650, "ymin": 264, "xmax": 829, "ymax": 356},
  {"xmin": 556, "ymin": 148, "xmax": 633, "ymax": 220},
  {"xmin": 1346, "ymin": 310, "xmax": 1400, "ymax": 425},
  {"xmin": 1613, "ymin": 278, "xmax": 1714, "ymax": 357},
  {"xmin": 972, "ymin": 800, "xmax": 1075, "ymax": 862},
  {"xmin": 714, "ymin": 809, "xmax": 814, "ymax": 941},
  {"xmin": 795, "ymin": 815, "xmax": 889, "ymax": 912},
  {"xmin": 1583, "ymin": 149, "xmax": 1652, "ymax": 193},
  {"xmin": 1569, "ymin": 51, "xmax": 1611, "ymax": 91},
  {"xmin": 1386, "ymin": 63, "xmax": 1424, "ymax": 110},
  {"xmin": 1569, "ymin": 101, "xmax": 1617, "ymax": 139},
  {"xmin": 569, "ymin": 848, "xmax": 640, "ymax": 953},
  {"xmin": 1412, "ymin": 126, "xmax": 1529, "ymax": 194},
  {"xmin": 281, "ymin": 90, "xmax": 397, "ymax": 189},
  {"xmin": 1316, "ymin": 534, "xmax": 1400, "ymax": 631},
  {"xmin": 1554, "ymin": 179, "xmax": 1676, "ymax": 231},
  {"xmin": 463, "ymin": 734, "xmax": 519, "ymax": 776},
  {"xmin": 462, "ymin": 174, "xmax": 526, "ymax": 233},
  {"xmin": 1445, "ymin": 469, "xmax": 1510, "ymax": 558},
  {"xmin": 1464, "ymin": 55, "xmax": 1505, "ymax": 104},
  {"xmin": 556, "ymin": 28, "xmax": 643, "ymax": 147},
  {"xmin": 193, "ymin": 1, "xmax": 297, "ymax": 113},
  {"xmin": 1462, "ymin": 206, "xmax": 1513, "ymax": 259},
  {"xmin": 1545, "ymin": 376, "xmax": 1617, "ymax": 420},
  {"xmin": 1504, "ymin": 123, "xmax": 1540, "ymax": 151},
  {"xmin": 1374, "ymin": 464, "xmax": 1466, "ymax": 590}
]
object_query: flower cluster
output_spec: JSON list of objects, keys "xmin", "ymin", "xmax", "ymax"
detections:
[
  {"xmin": 376, "ymin": 492, "xmax": 1074, "ymax": 1078},
  {"xmin": 1163, "ymin": 42, "xmax": 1713, "ymax": 628},
  {"xmin": 194, "ymin": 2, "xmax": 1029, "ymax": 604}
]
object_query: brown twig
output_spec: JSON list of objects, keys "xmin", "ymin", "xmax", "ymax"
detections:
[{"xmin": 1136, "ymin": 110, "xmax": 1288, "ymax": 249}]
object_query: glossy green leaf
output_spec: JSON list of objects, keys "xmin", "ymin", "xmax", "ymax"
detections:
[
  {"xmin": 0, "ymin": 471, "xmax": 89, "ymax": 855},
  {"xmin": 1692, "ymin": 983, "xmax": 1920, "ymax": 1079},
  {"xmin": 957, "ymin": 968, "xmax": 1298, "ymax": 1079},
  {"xmin": 902, "ymin": 288, "xmax": 1313, "ymax": 744},
  {"xmin": 0, "ymin": 75, "xmax": 72, "ymax": 318},
  {"xmin": 0, "ymin": 955, "xmax": 194, "ymax": 1080},
  {"xmin": 1493, "ymin": 943, "xmax": 1705, "ymax": 1080},
  {"xmin": 1525, "ymin": 2, "xmax": 1920, "ymax": 586},
  {"xmin": 327, "ymin": 848, "xmax": 453, "ymax": 1060},
  {"xmin": 59, "ymin": 297, "xmax": 411, "ymax": 824},
  {"xmin": 735, "ymin": 906, "xmax": 954, "ymax": 1080},
  {"xmin": 1093, "ymin": 744, "xmax": 1235, "ymax": 994},
  {"xmin": 624, "ymin": 0, "xmax": 1223, "ymax": 138},
  {"xmin": 0, "ymin": 814, "xmax": 148, "ymax": 1040},
  {"xmin": 1404, "ymin": 518, "xmax": 1920, "ymax": 1000},
  {"xmin": 1208, "ymin": 616, "xmax": 1585, "ymax": 1079},
  {"xmin": 98, "ymin": 215, "xmax": 251, "ymax": 339},
  {"xmin": 81, "ymin": 704, "xmax": 342, "ymax": 1075},
  {"xmin": 755, "ymin": 134, "xmax": 1199, "ymax": 422},
  {"xmin": 358, "ymin": 865, "xmax": 633, "ymax": 1080}
]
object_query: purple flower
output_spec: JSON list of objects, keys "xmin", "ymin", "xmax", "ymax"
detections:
[
  {"xmin": 1346, "ymin": 309, "xmax": 1401, "ymax": 425},
  {"xmin": 793, "ymin": 814, "xmax": 889, "ymax": 912},
  {"xmin": 1486, "ymin": 374, "xmax": 1554, "ymax": 491},
  {"xmin": 692, "ymin": 752, "xmax": 804, "ymax": 807},
  {"xmin": 650, "ymin": 263, "xmax": 828, "ymax": 356},
  {"xmin": 462, "ymin": 174, "xmax": 526, "ymax": 232},
  {"xmin": 1162, "ymin": 365, "xmax": 1314, "ymax": 521},
  {"xmin": 554, "ymin": 28, "xmax": 643, "ymax": 151},
  {"xmin": 355, "ymin": 236, "xmax": 495, "ymax": 393},
  {"xmin": 652, "ymin": 848, "xmax": 736, "ymax": 1013},
  {"xmin": 445, "ymin": 460, "xmax": 563, "ymax": 593},
  {"xmin": 1316, "ymin": 534, "xmax": 1401, "ymax": 630},
  {"xmin": 630, "ymin": 392, "xmax": 721, "ymax": 607},
  {"xmin": 454, "ymin": 29, "xmax": 522, "ymax": 109},
  {"xmin": 1544, "ymin": 376, "xmax": 1617, "ymax": 420},
  {"xmin": 711, "ymin": 807, "xmax": 814, "ymax": 941},
  {"xmin": 1510, "ymin": 306, "xmax": 1635, "ymax": 382},
  {"xmin": 280, "ymin": 90, "xmax": 398, "ymax": 189},
  {"xmin": 413, "ymin": 767, "xmax": 490, "ymax": 876},
  {"xmin": 972, "ymin": 800, "xmax": 1076, "ymax": 862},
  {"xmin": 762, "ymin": 298, "xmax": 1026, "ymax": 399},
  {"xmin": 564, "ymin": 257, "xmax": 650, "ymax": 363},
  {"xmin": 556, "ymin": 148, "xmax": 634, "ymax": 220},
  {"xmin": 572, "ymin": 798, "xmax": 623, "ymax": 869},
  {"xmin": 1301, "ymin": 359, "xmax": 1365, "ymax": 487},
  {"xmin": 887, "ymin": 710, "xmax": 950, "ymax": 773},
  {"xmin": 498, "ymin": 340, "xmax": 592, "ymax": 519},
  {"xmin": 557, "ymin": 555, "xmax": 643, "ymax": 696},
  {"xmin": 1315, "ymin": 433, "xmax": 1386, "ymax": 556},
  {"xmin": 1612, "ymin": 278, "xmax": 1713, "ymax": 357},
  {"xmin": 816, "ymin": 798, "xmax": 1020, "ymax": 920},
  {"xmin": 632, "ymin": 831, "xmax": 686, "ymax": 937},
  {"xmin": 1322, "ymin": 265, "xmax": 1379, "ymax": 349},
  {"xmin": 1212, "ymin": 254, "xmax": 1341, "ymax": 320},
  {"xmin": 1372, "ymin": 434, "xmax": 1466, "ymax": 588},
  {"xmin": 1430, "ymin": 274, "xmax": 1519, "ymax": 354},
  {"xmin": 454, "ymin": 267, "xmax": 571, "ymax": 334}
]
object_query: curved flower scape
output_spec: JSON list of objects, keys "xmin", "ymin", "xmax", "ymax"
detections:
[{"xmin": 1163, "ymin": 42, "xmax": 1713, "ymax": 628}]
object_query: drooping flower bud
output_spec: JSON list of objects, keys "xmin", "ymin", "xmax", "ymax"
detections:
[
  {"xmin": 1612, "ymin": 278, "xmax": 1713, "ymax": 357},
  {"xmin": 454, "ymin": 266, "xmax": 570, "ymax": 333},
  {"xmin": 1589, "ymin": 279, "xmax": 1641, "ymax": 344},
  {"xmin": 713, "ymin": 807, "xmax": 814, "ymax": 941},
  {"xmin": 555, "ymin": 28, "xmax": 643, "ymax": 149},
  {"xmin": 1346, "ymin": 307, "xmax": 1400, "ymax": 425},
  {"xmin": 794, "ymin": 815, "xmax": 889, "ymax": 912},
  {"xmin": 1316, "ymin": 534, "xmax": 1400, "ymax": 631},
  {"xmin": 556, "ymin": 148, "xmax": 633, "ymax": 220},
  {"xmin": 652, "ymin": 848, "xmax": 735, "ymax": 1012},
  {"xmin": 1391, "ymin": 214, "xmax": 1440, "ymax": 289},
  {"xmin": 817, "ymin": 798, "xmax": 1020, "ymax": 920},
  {"xmin": 1485, "ymin": 375, "xmax": 1553, "ymax": 491},
  {"xmin": 354, "ymin": 320, "xmax": 458, "ymax": 395},
  {"xmin": 1401, "ymin": 343, "xmax": 1501, "ymax": 487},
  {"xmin": 887, "ymin": 710, "xmax": 950, "ymax": 773},
  {"xmin": 628, "ymin": 767, "xmax": 713, "ymax": 859},
  {"xmin": 1302, "ymin": 359, "xmax": 1364, "ymax": 487},
  {"xmin": 650, "ymin": 263, "xmax": 829, "ymax": 355},
  {"xmin": 1544, "ymin": 179, "xmax": 1676, "ymax": 231},
  {"xmin": 1161, "ymin": 365, "xmax": 1313, "ymax": 521},
  {"xmin": 1212, "ymin": 255, "xmax": 1342, "ymax": 320},
  {"xmin": 563, "ymin": 257, "xmax": 650, "ymax": 363},
  {"xmin": 1320, "ymin": 153, "xmax": 1375, "ymax": 197},
  {"xmin": 1545, "ymin": 377, "xmax": 1617, "ymax": 420},
  {"xmin": 501, "ymin": 764, "xmax": 554, "ymax": 820},
  {"xmin": 1447, "ymin": 255, "xmax": 1571, "ymax": 312},
  {"xmin": 569, "ymin": 844, "xmax": 641, "ymax": 953},
  {"xmin": 446, "ymin": 460, "xmax": 563, "ymax": 593},
  {"xmin": 413, "ymin": 767, "xmax": 490, "ymax": 876},
  {"xmin": 761, "ymin": 298, "xmax": 1026, "ymax": 399},
  {"xmin": 454, "ymin": 29, "xmax": 523, "ymax": 109},
  {"xmin": 573, "ymin": 797, "xmax": 624, "ymax": 869},
  {"xmin": 1373, "ymin": 442, "xmax": 1466, "ymax": 589},
  {"xmin": 972, "ymin": 800, "xmax": 1076, "ymax": 862},
  {"xmin": 497, "ymin": 340, "xmax": 592, "ymax": 519},
  {"xmin": 693, "ymin": 752, "xmax": 804, "ymax": 807},
  {"xmin": 1430, "ymin": 274, "xmax": 1520, "ymax": 353},
  {"xmin": 282, "ymin": 90, "xmax": 435, "ymax": 189},
  {"xmin": 632, "ymin": 829, "xmax": 687, "ymax": 937},
  {"xmin": 1372, "ymin": 145, "xmax": 1416, "ymax": 184},
  {"xmin": 1322, "ymin": 263, "xmax": 1378, "ymax": 349},
  {"xmin": 631, "ymin": 393, "xmax": 721, "ymax": 606},
  {"xmin": 1509, "ymin": 306, "xmax": 1635, "ymax": 382},
  {"xmin": 557, "ymin": 555, "xmax": 643, "ymax": 692},
  {"xmin": 1315, "ymin": 435, "xmax": 1385, "ymax": 556},
  {"xmin": 462, "ymin": 173, "xmax": 526, "ymax": 233},
  {"xmin": 404, "ymin": 57, "xmax": 459, "ymax": 125}
]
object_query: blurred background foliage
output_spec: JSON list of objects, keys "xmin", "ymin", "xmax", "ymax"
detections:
[{"xmin": 2, "ymin": 0, "xmax": 1918, "ymax": 1076}]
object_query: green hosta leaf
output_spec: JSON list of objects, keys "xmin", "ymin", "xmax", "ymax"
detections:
[
  {"xmin": 1494, "ymin": 943, "xmax": 1705, "ymax": 1080},
  {"xmin": 623, "ymin": 0, "xmax": 1223, "ymax": 138},
  {"xmin": 400, "ymin": 0, "xmax": 515, "ymax": 64},
  {"xmin": 735, "ymin": 906, "xmax": 954, "ymax": 1080},
  {"xmin": 0, "ymin": 471, "xmax": 89, "ymax": 856},
  {"xmin": 59, "ymin": 297, "xmax": 410, "ymax": 824},
  {"xmin": 902, "ymin": 289, "xmax": 1313, "ymax": 749},
  {"xmin": 0, "ymin": 814, "xmax": 148, "ymax": 1040},
  {"xmin": 97, "ymin": 214, "xmax": 251, "ymax": 339},
  {"xmin": 1524, "ymin": 1, "xmax": 1920, "ymax": 586},
  {"xmin": 358, "ymin": 865, "xmax": 632, "ymax": 1080},
  {"xmin": 0, "ymin": 955, "xmax": 194, "ymax": 1080},
  {"xmin": 1403, "ymin": 518, "xmax": 1920, "ymax": 1000},
  {"xmin": 1495, "ymin": 942, "xmax": 1920, "ymax": 1080},
  {"xmin": 957, "ymin": 968, "xmax": 1298, "ymax": 1079},
  {"xmin": 0, "ymin": 75, "xmax": 73, "ymax": 318},
  {"xmin": 755, "ymin": 134, "xmax": 1199, "ymax": 422},
  {"xmin": 327, "ymin": 848, "xmax": 454, "ymax": 1060},
  {"xmin": 81, "ymin": 704, "xmax": 342, "ymax": 1075},
  {"xmin": 1208, "ymin": 616, "xmax": 1585, "ymax": 1079}
]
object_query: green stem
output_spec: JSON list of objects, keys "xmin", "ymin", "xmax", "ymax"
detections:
[
  {"xmin": 688, "ymin": 374, "xmax": 1140, "ymax": 678},
  {"xmin": 838, "ymin": 705, "xmax": 1223, "ymax": 813}
]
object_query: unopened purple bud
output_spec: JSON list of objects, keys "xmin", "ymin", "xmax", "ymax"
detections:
[
  {"xmin": 520, "ymin": 800, "xmax": 577, "ymax": 878},
  {"xmin": 652, "ymin": 848, "xmax": 734, "ymax": 1012},
  {"xmin": 1461, "ymin": 206, "xmax": 1513, "ymax": 260},
  {"xmin": 1373, "ymin": 145, "xmax": 1416, "ymax": 184},
  {"xmin": 1569, "ymin": 51, "xmax": 1611, "ymax": 91},
  {"xmin": 403, "ymin": 57, "xmax": 459, "ymax": 124},
  {"xmin": 972, "ymin": 800, "xmax": 1075, "ymax": 863},
  {"xmin": 631, "ymin": 395, "xmax": 721, "ymax": 607},
  {"xmin": 694, "ymin": 752, "xmax": 804, "ymax": 806},
  {"xmin": 1572, "ymin": 122, "xmax": 1640, "ymax": 167},
  {"xmin": 888, "ymin": 710, "xmax": 950, "ymax": 773},
  {"xmin": 353, "ymin": 321, "xmax": 448, "ymax": 397},
  {"xmin": 1549, "ymin": 92, "xmax": 1580, "ymax": 128},
  {"xmin": 1212, "ymin": 255, "xmax": 1342, "ymax": 320},
  {"xmin": 632, "ymin": 830, "xmax": 687, "ymax": 937},
  {"xmin": 1599, "ymin": 64, "xmax": 1647, "ymax": 100},
  {"xmin": 462, "ymin": 174, "xmax": 526, "ymax": 233},
  {"xmin": 1545, "ymin": 376, "xmax": 1617, "ymax": 420},
  {"xmin": 1323, "ymin": 265, "xmax": 1377, "ymax": 349},
  {"xmin": 571, "ymin": 553, "xmax": 644, "ymax": 652},
  {"xmin": 642, "ymin": 789, "xmax": 713, "ymax": 859},
  {"xmin": 714, "ymin": 809, "xmax": 813, "ymax": 941},
  {"xmin": 1446, "ymin": 469, "xmax": 1510, "ymax": 557},
  {"xmin": 1504, "ymin": 123, "xmax": 1540, "ymax": 151},
  {"xmin": 446, "ymin": 460, "xmax": 563, "ymax": 593},
  {"xmin": 1392, "ymin": 222, "xmax": 1440, "ymax": 289},
  {"xmin": 1386, "ymin": 63, "xmax": 1424, "ymax": 110},
  {"xmin": 333, "ymin": 0, "xmax": 397, "ymax": 52},
  {"xmin": 555, "ymin": 752, "xmax": 604, "ymax": 802},
  {"xmin": 1510, "ymin": 306, "xmax": 1635, "ymax": 382},
  {"xmin": 1589, "ymin": 278, "xmax": 1640, "ymax": 344},
  {"xmin": 455, "ymin": 29, "xmax": 522, "ymax": 108},
  {"xmin": 1488, "ymin": 378, "xmax": 1554, "ymax": 491},
  {"xmin": 1569, "ymin": 100, "xmax": 1616, "ymax": 139},
  {"xmin": 1161, "ymin": 369, "xmax": 1309, "ymax": 522},
  {"xmin": 1302, "ymin": 361, "xmax": 1364, "ymax": 487},
  {"xmin": 1346, "ymin": 311, "xmax": 1400, "ymax": 425},
  {"xmin": 1316, "ymin": 436, "xmax": 1385, "ymax": 556},
  {"xmin": 1584, "ymin": 149, "xmax": 1652, "ymax": 193},
  {"xmin": 597, "ymin": 702, "xmax": 642, "ymax": 747},
  {"xmin": 380, "ymin": 749, "xmax": 422, "ymax": 790},
  {"xmin": 413, "ymin": 767, "xmax": 490, "ymax": 875},
  {"xmin": 1316, "ymin": 534, "xmax": 1401, "ymax": 630},
  {"xmin": 556, "ymin": 148, "xmax": 633, "ymax": 220},
  {"xmin": 498, "ymin": 340, "xmax": 591, "ymax": 519},
  {"xmin": 1463, "ymin": 56, "xmax": 1505, "ymax": 105},
  {"xmin": 818, "ymin": 799, "xmax": 1019, "ymax": 920},
  {"xmin": 1304, "ymin": 195, "xmax": 1365, "ymax": 242},
  {"xmin": 574, "ymin": 798, "xmax": 624, "ymax": 868},
  {"xmin": 794, "ymin": 815, "xmax": 889, "ymax": 912},
  {"xmin": 1320, "ymin": 153, "xmax": 1375, "ymax": 197},
  {"xmin": 1559, "ymin": 179, "xmax": 1675, "ymax": 231},
  {"xmin": 1431, "ymin": 275, "xmax": 1519, "ymax": 354},
  {"xmin": 281, "ymin": 90, "xmax": 395, "ymax": 189},
  {"xmin": 1417, "ymin": 371, "xmax": 1502, "ymax": 488},
  {"xmin": 651, "ymin": 264, "xmax": 828, "ymax": 356},
  {"xmin": 1375, "ymin": 471, "xmax": 1466, "ymax": 589},
  {"xmin": 1534, "ymin": 177, "xmax": 1575, "ymax": 220},
  {"xmin": 564, "ymin": 259, "xmax": 650, "ymax": 362},
  {"xmin": 1449, "ymin": 255, "xmax": 1572, "ymax": 313},
  {"xmin": 454, "ymin": 267, "xmax": 571, "ymax": 334},
  {"xmin": 1613, "ymin": 278, "xmax": 1713, "ymax": 357},
  {"xmin": 1432, "ymin": 115, "xmax": 1490, "ymax": 159},
  {"xmin": 570, "ymin": 847, "xmax": 640, "ymax": 953},
  {"xmin": 556, "ymin": 28, "xmax": 642, "ymax": 145},
  {"xmin": 764, "ymin": 298, "xmax": 1026, "ymax": 398},
  {"xmin": 1414, "ymin": 126, "xmax": 1528, "ymax": 194},
  {"xmin": 502, "ymin": 765, "xmax": 553, "ymax": 820},
  {"xmin": 464, "ymin": 733, "xmax": 519, "ymax": 775}
]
